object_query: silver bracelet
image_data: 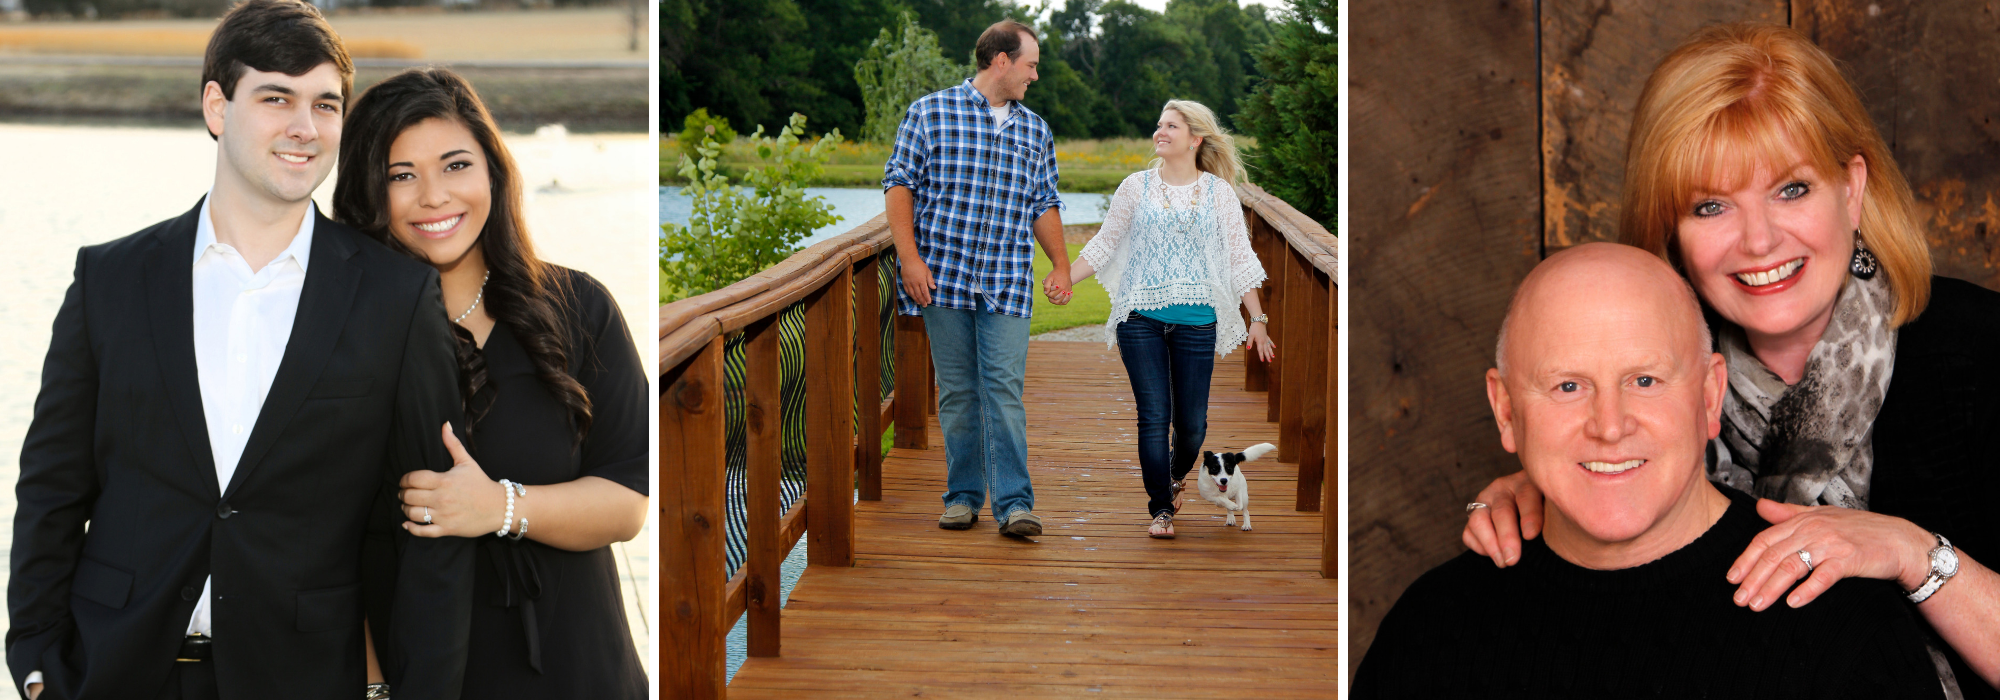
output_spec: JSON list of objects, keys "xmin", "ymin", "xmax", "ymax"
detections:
[
  {"xmin": 496, "ymin": 479, "xmax": 516, "ymax": 537},
  {"xmin": 506, "ymin": 482, "xmax": 529, "ymax": 541}
]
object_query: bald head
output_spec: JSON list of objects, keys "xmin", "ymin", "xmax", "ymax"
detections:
[
  {"xmin": 1495, "ymin": 243, "xmax": 1711, "ymax": 378},
  {"xmin": 1483, "ymin": 242, "xmax": 1730, "ymax": 568}
]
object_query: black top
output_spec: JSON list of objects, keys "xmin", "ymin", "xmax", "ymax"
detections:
[
  {"xmin": 1870, "ymin": 275, "xmax": 2000, "ymax": 700},
  {"xmin": 1353, "ymin": 487, "xmax": 1943, "ymax": 699},
  {"xmin": 367, "ymin": 267, "xmax": 648, "ymax": 698}
]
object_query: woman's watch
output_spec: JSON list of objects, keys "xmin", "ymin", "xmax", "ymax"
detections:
[
  {"xmin": 1250, "ymin": 314, "xmax": 1268, "ymax": 325},
  {"xmin": 1906, "ymin": 532, "xmax": 1959, "ymax": 604}
]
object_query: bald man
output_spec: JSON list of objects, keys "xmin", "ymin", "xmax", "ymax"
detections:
[{"xmin": 1352, "ymin": 244, "xmax": 1942, "ymax": 698}]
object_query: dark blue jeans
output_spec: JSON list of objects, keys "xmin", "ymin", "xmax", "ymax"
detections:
[{"xmin": 1116, "ymin": 312, "xmax": 1215, "ymax": 518}]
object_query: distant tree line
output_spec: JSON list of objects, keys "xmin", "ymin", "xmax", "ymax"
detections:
[
  {"xmin": 22, "ymin": 0, "xmax": 623, "ymax": 21},
  {"xmin": 664, "ymin": 0, "xmax": 1273, "ymax": 141},
  {"xmin": 663, "ymin": 0, "xmax": 1335, "ymax": 222}
]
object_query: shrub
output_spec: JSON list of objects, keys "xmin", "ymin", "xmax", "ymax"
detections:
[
  {"xmin": 661, "ymin": 113, "xmax": 845, "ymax": 303},
  {"xmin": 853, "ymin": 12, "xmax": 969, "ymax": 144},
  {"xmin": 1235, "ymin": 0, "xmax": 1336, "ymax": 225}
]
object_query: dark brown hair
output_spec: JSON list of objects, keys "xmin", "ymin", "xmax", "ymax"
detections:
[
  {"xmin": 201, "ymin": 0, "xmax": 353, "ymax": 139},
  {"xmin": 331, "ymin": 68, "xmax": 592, "ymax": 443},
  {"xmin": 974, "ymin": 19, "xmax": 1037, "ymax": 71}
]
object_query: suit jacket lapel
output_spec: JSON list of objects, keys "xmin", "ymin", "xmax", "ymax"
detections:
[
  {"xmin": 145, "ymin": 199, "xmax": 221, "ymax": 499},
  {"xmin": 222, "ymin": 212, "xmax": 363, "ymax": 500}
]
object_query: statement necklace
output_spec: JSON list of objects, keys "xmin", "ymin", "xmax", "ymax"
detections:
[{"xmin": 454, "ymin": 270, "xmax": 490, "ymax": 324}]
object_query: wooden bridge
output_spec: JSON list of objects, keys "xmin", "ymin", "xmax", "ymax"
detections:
[{"xmin": 661, "ymin": 184, "xmax": 1338, "ymax": 698}]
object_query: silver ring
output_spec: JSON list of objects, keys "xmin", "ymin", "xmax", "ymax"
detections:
[
  {"xmin": 1466, "ymin": 502, "xmax": 1489, "ymax": 513},
  {"xmin": 1797, "ymin": 549, "xmax": 1813, "ymax": 573},
  {"xmin": 423, "ymin": 506, "xmax": 433, "ymax": 525}
]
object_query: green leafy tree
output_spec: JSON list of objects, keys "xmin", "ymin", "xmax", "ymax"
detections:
[
  {"xmin": 1236, "ymin": 0, "xmax": 1336, "ymax": 224},
  {"xmin": 661, "ymin": 113, "xmax": 847, "ymax": 302},
  {"xmin": 854, "ymin": 13, "xmax": 971, "ymax": 144}
]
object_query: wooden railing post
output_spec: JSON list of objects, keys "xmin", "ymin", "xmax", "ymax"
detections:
[
  {"xmin": 1293, "ymin": 266, "xmax": 1329, "ymax": 513},
  {"xmin": 805, "ymin": 267, "xmax": 857, "ymax": 566},
  {"xmin": 894, "ymin": 315, "xmax": 931, "ymax": 449},
  {"xmin": 1325, "ymin": 321, "xmax": 1339, "ymax": 579},
  {"xmin": 1260, "ymin": 216, "xmax": 1286, "ymax": 423},
  {"xmin": 1278, "ymin": 246, "xmax": 1308, "ymax": 464},
  {"xmin": 661, "ymin": 336, "xmax": 727, "ymax": 698},
  {"xmin": 1244, "ymin": 222, "xmax": 1272, "ymax": 393},
  {"xmin": 742, "ymin": 317, "xmax": 783, "ymax": 657},
  {"xmin": 854, "ymin": 255, "xmax": 885, "ymax": 501}
]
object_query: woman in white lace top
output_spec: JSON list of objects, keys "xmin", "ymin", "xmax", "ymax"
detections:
[{"xmin": 1060, "ymin": 100, "xmax": 1276, "ymax": 538}]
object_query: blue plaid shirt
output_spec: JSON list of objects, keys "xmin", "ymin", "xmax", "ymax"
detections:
[{"xmin": 883, "ymin": 79, "xmax": 1063, "ymax": 318}]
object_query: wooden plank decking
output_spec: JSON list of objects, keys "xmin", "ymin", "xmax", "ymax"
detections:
[{"xmin": 726, "ymin": 340, "xmax": 1339, "ymax": 698}]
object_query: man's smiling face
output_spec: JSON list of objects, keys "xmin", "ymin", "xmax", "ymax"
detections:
[{"xmin": 205, "ymin": 61, "xmax": 345, "ymax": 206}]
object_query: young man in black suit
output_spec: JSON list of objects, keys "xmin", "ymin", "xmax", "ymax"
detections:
[{"xmin": 7, "ymin": 2, "xmax": 475, "ymax": 698}]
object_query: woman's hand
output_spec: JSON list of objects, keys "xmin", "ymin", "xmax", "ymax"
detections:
[
  {"xmin": 1727, "ymin": 498, "xmax": 1935, "ymax": 610},
  {"xmin": 399, "ymin": 423, "xmax": 509, "ymax": 538},
  {"xmin": 1460, "ymin": 470, "xmax": 1543, "ymax": 567},
  {"xmin": 1245, "ymin": 322, "xmax": 1276, "ymax": 362}
]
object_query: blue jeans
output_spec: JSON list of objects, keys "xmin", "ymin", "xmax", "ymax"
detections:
[
  {"xmin": 920, "ymin": 295, "xmax": 1034, "ymax": 521},
  {"xmin": 1116, "ymin": 312, "xmax": 1215, "ymax": 518}
]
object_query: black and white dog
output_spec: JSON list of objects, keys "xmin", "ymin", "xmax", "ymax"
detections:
[{"xmin": 1197, "ymin": 443, "xmax": 1274, "ymax": 531}]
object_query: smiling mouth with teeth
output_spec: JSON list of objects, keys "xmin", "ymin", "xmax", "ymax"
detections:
[
  {"xmin": 277, "ymin": 153, "xmax": 311, "ymax": 164},
  {"xmin": 414, "ymin": 215, "xmax": 462, "ymax": 234},
  {"xmin": 1582, "ymin": 459, "xmax": 1645, "ymax": 475},
  {"xmin": 1734, "ymin": 258, "xmax": 1804, "ymax": 287}
]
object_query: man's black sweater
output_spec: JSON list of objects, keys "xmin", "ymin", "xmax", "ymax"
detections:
[{"xmin": 1353, "ymin": 487, "xmax": 1944, "ymax": 699}]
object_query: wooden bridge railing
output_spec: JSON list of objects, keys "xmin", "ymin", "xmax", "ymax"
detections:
[{"xmin": 660, "ymin": 184, "xmax": 1338, "ymax": 697}]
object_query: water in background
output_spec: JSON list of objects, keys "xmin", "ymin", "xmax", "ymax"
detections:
[
  {"xmin": 0, "ymin": 123, "xmax": 657, "ymax": 676},
  {"xmin": 660, "ymin": 187, "xmax": 1113, "ymax": 249}
]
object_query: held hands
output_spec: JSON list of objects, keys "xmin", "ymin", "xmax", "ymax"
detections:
[
  {"xmin": 1726, "ymin": 499, "xmax": 1936, "ymax": 610},
  {"xmin": 1246, "ymin": 322, "xmax": 1276, "ymax": 362},
  {"xmin": 399, "ymin": 423, "xmax": 508, "ymax": 538},
  {"xmin": 901, "ymin": 256, "xmax": 938, "ymax": 306},
  {"xmin": 1461, "ymin": 470, "xmax": 1544, "ymax": 567},
  {"xmin": 1043, "ymin": 269, "xmax": 1072, "ymax": 305}
]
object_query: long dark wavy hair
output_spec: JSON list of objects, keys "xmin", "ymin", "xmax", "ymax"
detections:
[{"xmin": 332, "ymin": 67, "xmax": 591, "ymax": 444}]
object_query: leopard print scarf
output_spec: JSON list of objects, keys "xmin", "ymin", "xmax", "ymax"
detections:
[{"xmin": 1710, "ymin": 273, "xmax": 1896, "ymax": 509}]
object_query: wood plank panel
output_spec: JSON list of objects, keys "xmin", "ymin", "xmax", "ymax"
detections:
[
  {"xmin": 1259, "ymin": 219, "xmax": 1285, "ymax": 423},
  {"xmin": 1276, "ymin": 246, "xmax": 1307, "ymax": 464},
  {"xmin": 742, "ymin": 318, "xmax": 784, "ymax": 657},
  {"xmin": 1348, "ymin": 0, "xmax": 1543, "ymax": 674},
  {"xmin": 1324, "ymin": 323, "xmax": 1338, "ymax": 578},
  {"xmin": 1539, "ymin": 0, "xmax": 1788, "ymax": 250},
  {"xmin": 1796, "ymin": 0, "xmax": 2000, "ymax": 289},
  {"xmin": 1244, "ymin": 215, "xmax": 1274, "ymax": 393},
  {"xmin": 660, "ymin": 336, "xmax": 727, "ymax": 699},
  {"xmin": 726, "ymin": 342, "xmax": 1337, "ymax": 697},
  {"xmin": 806, "ymin": 267, "xmax": 858, "ymax": 567}
]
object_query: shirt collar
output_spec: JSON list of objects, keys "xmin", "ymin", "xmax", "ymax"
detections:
[
  {"xmin": 193, "ymin": 192, "xmax": 316, "ymax": 273},
  {"xmin": 960, "ymin": 79, "xmax": 1010, "ymax": 110}
]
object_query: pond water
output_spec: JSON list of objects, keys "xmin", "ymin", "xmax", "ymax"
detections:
[
  {"xmin": 0, "ymin": 123, "xmax": 658, "ymax": 674},
  {"xmin": 660, "ymin": 187, "xmax": 1113, "ymax": 248}
]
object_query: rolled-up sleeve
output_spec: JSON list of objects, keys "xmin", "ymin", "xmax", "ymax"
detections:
[
  {"xmin": 1033, "ymin": 132, "xmax": 1063, "ymax": 219},
  {"xmin": 882, "ymin": 105, "xmax": 928, "ymax": 192}
]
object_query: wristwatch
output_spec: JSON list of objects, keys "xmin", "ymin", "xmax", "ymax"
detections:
[
  {"xmin": 1250, "ymin": 314, "xmax": 1268, "ymax": 325},
  {"xmin": 1906, "ymin": 532, "xmax": 1959, "ymax": 604}
]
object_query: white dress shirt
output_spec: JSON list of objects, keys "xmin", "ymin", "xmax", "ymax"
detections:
[{"xmin": 185, "ymin": 195, "xmax": 315, "ymax": 637}]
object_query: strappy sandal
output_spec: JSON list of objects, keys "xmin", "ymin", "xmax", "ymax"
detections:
[
  {"xmin": 1148, "ymin": 512, "xmax": 1176, "ymax": 539},
  {"xmin": 1168, "ymin": 479, "xmax": 1186, "ymax": 514}
]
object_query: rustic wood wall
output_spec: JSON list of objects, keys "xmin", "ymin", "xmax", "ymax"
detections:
[{"xmin": 1350, "ymin": 0, "xmax": 2000, "ymax": 678}]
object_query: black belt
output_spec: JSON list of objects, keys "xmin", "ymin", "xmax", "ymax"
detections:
[{"xmin": 176, "ymin": 634, "xmax": 211, "ymax": 663}]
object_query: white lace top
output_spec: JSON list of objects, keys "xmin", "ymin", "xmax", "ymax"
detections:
[{"xmin": 1078, "ymin": 169, "xmax": 1266, "ymax": 356}]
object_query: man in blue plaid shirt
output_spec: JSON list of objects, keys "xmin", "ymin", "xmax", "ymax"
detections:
[{"xmin": 884, "ymin": 19, "xmax": 1072, "ymax": 538}]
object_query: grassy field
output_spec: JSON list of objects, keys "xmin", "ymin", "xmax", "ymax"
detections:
[
  {"xmin": 662, "ymin": 136, "xmax": 1242, "ymax": 194},
  {"xmin": 1031, "ymin": 242, "xmax": 1110, "ymax": 335}
]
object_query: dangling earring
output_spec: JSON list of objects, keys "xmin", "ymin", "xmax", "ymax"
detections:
[{"xmin": 1850, "ymin": 231, "xmax": 1879, "ymax": 280}]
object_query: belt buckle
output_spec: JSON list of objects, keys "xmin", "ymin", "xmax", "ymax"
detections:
[{"xmin": 176, "ymin": 633, "xmax": 211, "ymax": 663}]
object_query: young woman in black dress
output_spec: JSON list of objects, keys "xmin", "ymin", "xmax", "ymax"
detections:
[{"xmin": 332, "ymin": 68, "xmax": 649, "ymax": 698}]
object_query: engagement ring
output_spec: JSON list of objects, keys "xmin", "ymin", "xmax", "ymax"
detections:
[
  {"xmin": 423, "ymin": 506, "xmax": 433, "ymax": 525},
  {"xmin": 1466, "ymin": 502, "xmax": 1488, "ymax": 513},
  {"xmin": 1797, "ymin": 549, "xmax": 1814, "ymax": 573}
]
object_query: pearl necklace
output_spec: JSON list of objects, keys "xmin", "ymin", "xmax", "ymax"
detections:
[{"xmin": 454, "ymin": 270, "xmax": 490, "ymax": 324}]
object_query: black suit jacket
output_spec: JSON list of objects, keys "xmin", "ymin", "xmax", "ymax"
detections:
[{"xmin": 7, "ymin": 200, "xmax": 476, "ymax": 700}]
